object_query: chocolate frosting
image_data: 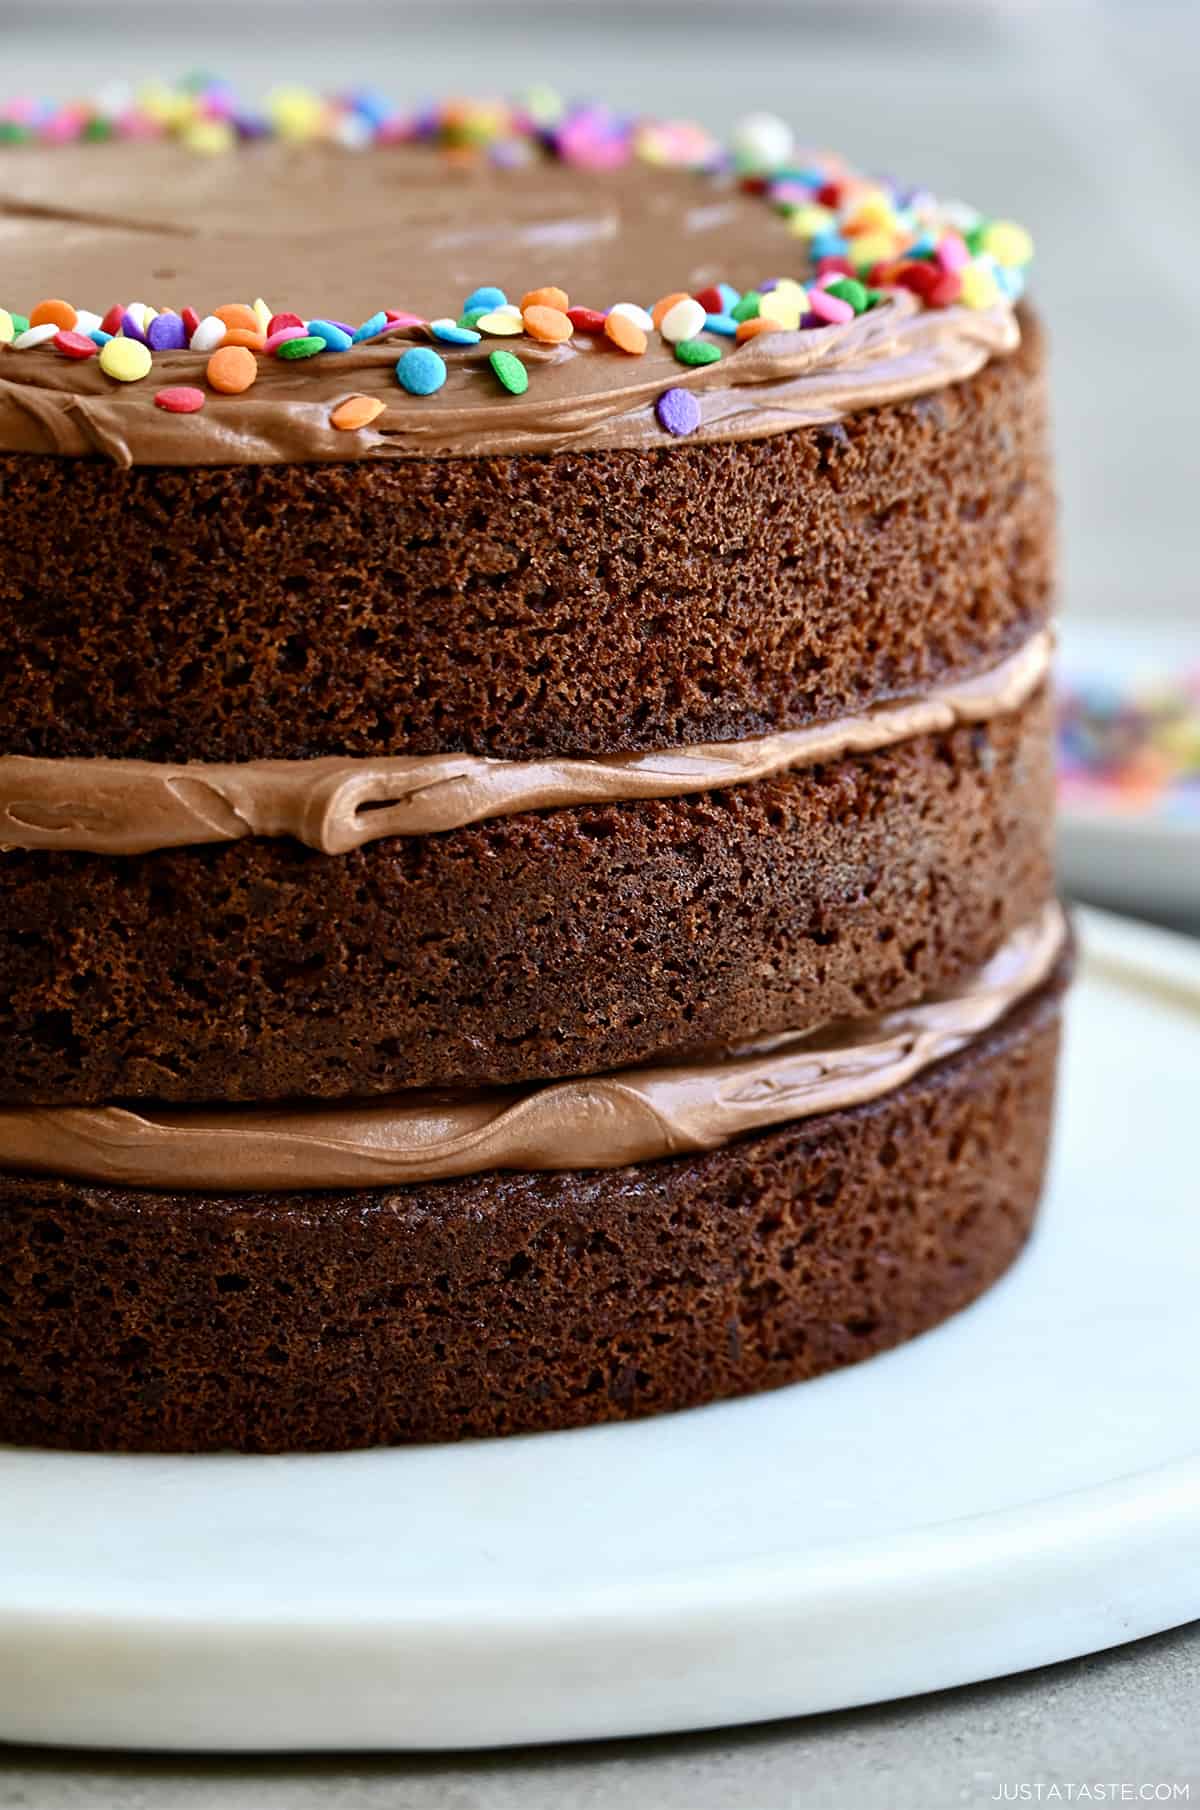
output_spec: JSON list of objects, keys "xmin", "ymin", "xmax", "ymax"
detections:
[
  {"xmin": 0, "ymin": 141, "xmax": 1017, "ymax": 465},
  {"xmin": 0, "ymin": 904, "xmax": 1065, "ymax": 1190},
  {"xmin": 0, "ymin": 631, "xmax": 1051, "ymax": 855}
]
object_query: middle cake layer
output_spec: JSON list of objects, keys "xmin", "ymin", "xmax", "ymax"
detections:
[{"xmin": 1, "ymin": 687, "xmax": 1052, "ymax": 1104}]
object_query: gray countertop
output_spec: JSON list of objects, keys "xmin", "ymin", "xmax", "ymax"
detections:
[{"xmin": 3, "ymin": 1621, "xmax": 1198, "ymax": 1808}]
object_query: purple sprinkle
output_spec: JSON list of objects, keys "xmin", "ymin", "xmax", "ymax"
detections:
[
  {"xmin": 120, "ymin": 308, "xmax": 148, "ymax": 344},
  {"xmin": 146, "ymin": 311, "xmax": 187, "ymax": 351},
  {"xmin": 655, "ymin": 387, "xmax": 701, "ymax": 438}
]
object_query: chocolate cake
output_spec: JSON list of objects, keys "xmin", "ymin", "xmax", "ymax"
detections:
[{"xmin": 0, "ymin": 89, "xmax": 1066, "ymax": 1452}]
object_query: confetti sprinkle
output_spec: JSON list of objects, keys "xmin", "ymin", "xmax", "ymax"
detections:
[
  {"xmin": 655, "ymin": 387, "xmax": 701, "ymax": 436},
  {"xmin": 330, "ymin": 393, "xmax": 386, "ymax": 430},
  {"xmin": 522, "ymin": 304, "xmax": 573, "ymax": 344},
  {"xmin": 307, "ymin": 318, "xmax": 354, "ymax": 352},
  {"xmin": 476, "ymin": 308, "xmax": 523, "ymax": 337},
  {"xmin": 659, "ymin": 297, "xmax": 707, "ymax": 343},
  {"xmin": 146, "ymin": 311, "xmax": 188, "ymax": 350},
  {"xmin": 189, "ymin": 314, "xmax": 226, "ymax": 353},
  {"xmin": 0, "ymin": 309, "xmax": 12, "ymax": 345},
  {"xmin": 566, "ymin": 307, "xmax": 606, "ymax": 334},
  {"xmin": 489, "ymin": 348, "xmax": 528, "ymax": 393},
  {"xmin": 99, "ymin": 336, "xmax": 152, "ymax": 381},
  {"xmin": 464, "ymin": 285, "xmax": 507, "ymax": 313},
  {"xmin": 53, "ymin": 328, "xmax": 98, "ymax": 360},
  {"xmin": 430, "ymin": 318, "xmax": 482, "ymax": 346},
  {"xmin": 608, "ymin": 301, "xmax": 654, "ymax": 332},
  {"xmin": 520, "ymin": 286, "xmax": 568, "ymax": 313},
  {"xmin": 206, "ymin": 344, "xmax": 257, "ymax": 392},
  {"xmin": 276, "ymin": 334, "xmax": 326, "ymax": 360},
  {"xmin": 154, "ymin": 385, "xmax": 206, "ymax": 413},
  {"xmin": 396, "ymin": 345, "xmax": 446, "ymax": 394},
  {"xmin": 29, "ymin": 297, "xmax": 76, "ymax": 331},
  {"xmin": 674, "ymin": 338, "xmax": 721, "ymax": 367},
  {"xmin": 603, "ymin": 312, "xmax": 647, "ymax": 355},
  {"xmin": 12, "ymin": 322, "xmax": 59, "ymax": 349}
]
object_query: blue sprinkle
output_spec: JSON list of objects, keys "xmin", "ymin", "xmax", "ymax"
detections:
[
  {"xmin": 716, "ymin": 282, "xmax": 739, "ymax": 313},
  {"xmin": 396, "ymin": 346, "xmax": 447, "ymax": 396},
  {"xmin": 809, "ymin": 231, "xmax": 849, "ymax": 259},
  {"xmin": 463, "ymin": 285, "xmax": 507, "ymax": 313},
  {"xmin": 430, "ymin": 321, "xmax": 483, "ymax": 346},
  {"xmin": 89, "ymin": 329, "xmax": 113, "ymax": 346},
  {"xmin": 704, "ymin": 312, "xmax": 738, "ymax": 337},
  {"xmin": 307, "ymin": 319, "xmax": 354, "ymax": 352},
  {"xmin": 353, "ymin": 311, "xmax": 390, "ymax": 344}
]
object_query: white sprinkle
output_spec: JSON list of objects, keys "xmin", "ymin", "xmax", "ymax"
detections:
[
  {"xmin": 608, "ymin": 301, "xmax": 654, "ymax": 332},
  {"xmin": 189, "ymin": 314, "xmax": 227, "ymax": 353},
  {"xmin": 73, "ymin": 309, "xmax": 103, "ymax": 335},
  {"xmin": 12, "ymin": 323, "xmax": 59, "ymax": 349},
  {"xmin": 659, "ymin": 297, "xmax": 707, "ymax": 343}
]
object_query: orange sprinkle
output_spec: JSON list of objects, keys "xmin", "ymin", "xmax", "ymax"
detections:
[
  {"xmin": 603, "ymin": 312, "xmax": 648, "ymax": 356},
  {"xmin": 520, "ymin": 286, "xmax": 569, "ymax": 313},
  {"xmin": 650, "ymin": 291, "xmax": 690, "ymax": 329},
  {"xmin": 330, "ymin": 394, "xmax": 386, "ymax": 432},
  {"xmin": 735, "ymin": 317, "xmax": 787, "ymax": 343},
  {"xmin": 29, "ymin": 298, "xmax": 77, "ymax": 331},
  {"xmin": 522, "ymin": 304, "xmax": 573, "ymax": 345},
  {"xmin": 219, "ymin": 327, "xmax": 267, "ymax": 352},
  {"xmin": 206, "ymin": 344, "xmax": 258, "ymax": 395},
  {"xmin": 213, "ymin": 303, "xmax": 260, "ymax": 334}
]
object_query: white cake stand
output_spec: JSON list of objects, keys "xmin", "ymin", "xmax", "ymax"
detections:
[{"xmin": 1, "ymin": 906, "xmax": 1197, "ymax": 1752}]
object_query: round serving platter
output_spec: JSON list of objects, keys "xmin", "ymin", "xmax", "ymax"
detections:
[{"xmin": 1, "ymin": 905, "xmax": 1198, "ymax": 1752}]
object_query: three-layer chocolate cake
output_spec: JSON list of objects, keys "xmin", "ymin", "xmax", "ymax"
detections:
[{"xmin": 0, "ymin": 91, "xmax": 1066, "ymax": 1451}]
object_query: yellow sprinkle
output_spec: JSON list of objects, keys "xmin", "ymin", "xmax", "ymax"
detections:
[
  {"xmin": 849, "ymin": 230, "xmax": 901, "ymax": 270},
  {"xmin": 183, "ymin": 119, "xmax": 236, "ymax": 156},
  {"xmin": 843, "ymin": 188, "xmax": 896, "ymax": 235},
  {"xmin": 253, "ymin": 297, "xmax": 272, "ymax": 334},
  {"xmin": 0, "ymin": 309, "xmax": 12, "ymax": 346},
  {"xmin": 982, "ymin": 220, "xmax": 1034, "ymax": 268},
  {"xmin": 960, "ymin": 262, "xmax": 1002, "ymax": 310},
  {"xmin": 99, "ymin": 337, "xmax": 153, "ymax": 383},
  {"xmin": 476, "ymin": 310, "xmax": 524, "ymax": 336},
  {"xmin": 786, "ymin": 203, "xmax": 834, "ymax": 239},
  {"xmin": 759, "ymin": 288, "xmax": 805, "ymax": 329}
]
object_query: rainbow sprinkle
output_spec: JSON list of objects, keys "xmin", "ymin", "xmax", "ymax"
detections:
[
  {"xmin": 1059, "ymin": 668, "xmax": 1200, "ymax": 820},
  {"xmin": 0, "ymin": 82, "xmax": 1036, "ymax": 438}
]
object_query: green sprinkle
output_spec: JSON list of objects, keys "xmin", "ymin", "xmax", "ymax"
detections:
[
  {"xmin": 731, "ymin": 291, "xmax": 761, "ymax": 322},
  {"xmin": 276, "ymin": 335, "xmax": 327, "ymax": 360},
  {"xmin": 964, "ymin": 223, "xmax": 988, "ymax": 255},
  {"xmin": 674, "ymin": 338, "xmax": 722, "ymax": 367},
  {"xmin": 10, "ymin": 313, "xmax": 29, "ymax": 336},
  {"xmin": 864, "ymin": 288, "xmax": 885, "ymax": 309},
  {"xmin": 489, "ymin": 349, "xmax": 528, "ymax": 394},
  {"xmin": 82, "ymin": 117, "xmax": 113, "ymax": 142},
  {"xmin": 458, "ymin": 309, "xmax": 488, "ymax": 331},
  {"xmin": 0, "ymin": 123, "xmax": 30, "ymax": 144},
  {"xmin": 825, "ymin": 277, "xmax": 869, "ymax": 315}
]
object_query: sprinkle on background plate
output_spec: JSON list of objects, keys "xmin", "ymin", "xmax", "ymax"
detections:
[
  {"xmin": 330, "ymin": 394, "xmax": 386, "ymax": 431},
  {"xmin": 489, "ymin": 349, "xmax": 528, "ymax": 393},
  {"xmin": 655, "ymin": 387, "xmax": 701, "ymax": 436}
]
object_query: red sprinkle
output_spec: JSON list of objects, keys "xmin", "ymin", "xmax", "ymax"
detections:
[
  {"xmin": 816, "ymin": 181, "xmax": 842, "ymax": 208},
  {"xmin": 385, "ymin": 310, "xmax": 425, "ymax": 328},
  {"xmin": 566, "ymin": 307, "xmax": 606, "ymax": 334},
  {"xmin": 268, "ymin": 312, "xmax": 305, "ymax": 336},
  {"xmin": 815, "ymin": 256, "xmax": 855, "ymax": 280},
  {"xmin": 692, "ymin": 286, "xmax": 724, "ymax": 315},
  {"xmin": 892, "ymin": 261, "xmax": 941, "ymax": 300},
  {"xmin": 154, "ymin": 385, "xmax": 206, "ymax": 414},
  {"xmin": 181, "ymin": 306, "xmax": 201, "ymax": 337},
  {"xmin": 53, "ymin": 329, "xmax": 98, "ymax": 360},
  {"xmin": 100, "ymin": 304, "xmax": 124, "ymax": 337}
]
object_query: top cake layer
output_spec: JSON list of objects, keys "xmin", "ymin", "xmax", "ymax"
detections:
[{"xmin": 0, "ymin": 91, "xmax": 1029, "ymax": 466}]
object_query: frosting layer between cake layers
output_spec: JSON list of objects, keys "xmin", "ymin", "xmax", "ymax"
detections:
[
  {"xmin": 0, "ymin": 903, "xmax": 1065, "ymax": 1189},
  {"xmin": 0, "ymin": 631, "xmax": 1051, "ymax": 854}
]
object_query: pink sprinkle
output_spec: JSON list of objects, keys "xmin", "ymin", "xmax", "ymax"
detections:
[
  {"xmin": 384, "ymin": 311, "xmax": 425, "ymax": 329},
  {"xmin": 808, "ymin": 289, "xmax": 855, "ymax": 326},
  {"xmin": 265, "ymin": 325, "xmax": 309, "ymax": 354},
  {"xmin": 937, "ymin": 231, "xmax": 970, "ymax": 273}
]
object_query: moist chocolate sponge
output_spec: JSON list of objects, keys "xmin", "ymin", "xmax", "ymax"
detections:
[
  {"xmin": 0, "ymin": 690, "xmax": 1053, "ymax": 1104},
  {"xmin": 0, "ymin": 313, "xmax": 1051, "ymax": 763},
  {"xmin": 0, "ymin": 961, "xmax": 1066, "ymax": 1454}
]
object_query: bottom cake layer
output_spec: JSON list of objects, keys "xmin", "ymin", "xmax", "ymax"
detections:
[{"xmin": 0, "ymin": 965, "xmax": 1067, "ymax": 1454}]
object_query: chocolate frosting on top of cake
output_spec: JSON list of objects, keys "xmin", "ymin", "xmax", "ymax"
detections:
[
  {"xmin": 0, "ymin": 903, "xmax": 1066, "ymax": 1189},
  {"xmin": 0, "ymin": 141, "xmax": 1018, "ymax": 464}
]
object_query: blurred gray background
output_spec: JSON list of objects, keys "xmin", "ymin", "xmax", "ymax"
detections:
[{"xmin": 3, "ymin": 0, "xmax": 1198, "ymax": 640}]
